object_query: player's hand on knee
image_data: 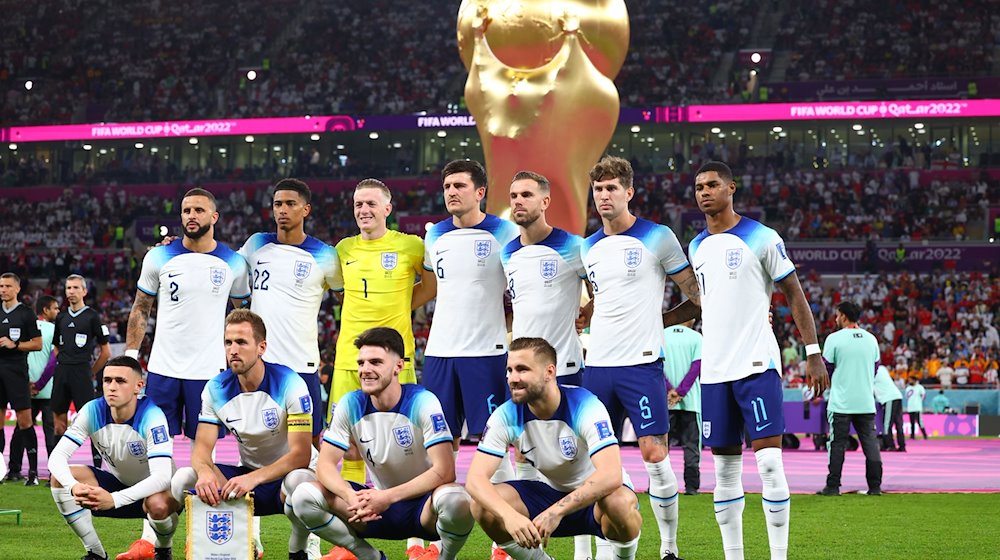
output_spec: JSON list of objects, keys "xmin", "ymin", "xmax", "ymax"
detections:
[{"xmin": 504, "ymin": 513, "xmax": 542, "ymax": 549}]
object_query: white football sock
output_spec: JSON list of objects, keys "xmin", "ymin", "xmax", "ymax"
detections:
[
  {"xmin": 645, "ymin": 458, "xmax": 680, "ymax": 556},
  {"xmin": 713, "ymin": 454, "xmax": 745, "ymax": 560},
  {"xmin": 756, "ymin": 447, "xmax": 790, "ymax": 560},
  {"xmin": 53, "ymin": 487, "xmax": 106, "ymax": 558}
]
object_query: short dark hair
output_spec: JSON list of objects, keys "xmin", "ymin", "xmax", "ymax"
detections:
[
  {"xmin": 511, "ymin": 170, "xmax": 551, "ymax": 194},
  {"xmin": 354, "ymin": 327, "xmax": 405, "ymax": 359},
  {"xmin": 36, "ymin": 295, "xmax": 57, "ymax": 315},
  {"xmin": 183, "ymin": 187, "xmax": 217, "ymax": 209},
  {"xmin": 509, "ymin": 337, "xmax": 557, "ymax": 367},
  {"xmin": 0, "ymin": 272, "xmax": 21, "ymax": 285},
  {"xmin": 588, "ymin": 156, "xmax": 633, "ymax": 188},
  {"xmin": 443, "ymin": 159, "xmax": 488, "ymax": 189},
  {"xmin": 695, "ymin": 161, "xmax": 734, "ymax": 184},
  {"xmin": 274, "ymin": 178, "xmax": 312, "ymax": 204},
  {"xmin": 226, "ymin": 308, "xmax": 267, "ymax": 343},
  {"xmin": 837, "ymin": 301, "xmax": 862, "ymax": 323},
  {"xmin": 105, "ymin": 355, "xmax": 144, "ymax": 378}
]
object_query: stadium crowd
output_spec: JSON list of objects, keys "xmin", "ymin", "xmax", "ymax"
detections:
[
  {"xmin": 3, "ymin": 0, "xmax": 997, "ymax": 125},
  {"xmin": 776, "ymin": 0, "xmax": 999, "ymax": 81}
]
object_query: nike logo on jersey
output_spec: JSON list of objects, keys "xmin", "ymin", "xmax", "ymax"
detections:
[
  {"xmin": 359, "ymin": 436, "xmax": 374, "ymax": 443},
  {"xmin": 256, "ymin": 261, "xmax": 270, "ymax": 265},
  {"xmin": 435, "ymin": 249, "xmax": 449, "ymax": 255},
  {"xmin": 225, "ymin": 417, "xmax": 241, "ymax": 423},
  {"xmin": 695, "ymin": 263, "xmax": 705, "ymax": 271},
  {"xmin": 640, "ymin": 421, "xmax": 656, "ymax": 429},
  {"xmin": 756, "ymin": 422, "xmax": 772, "ymax": 431},
  {"xmin": 520, "ymin": 447, "xmax": 536, "ymax": 455},
  {"xmin": 586, "ymin": 262, "xmax": 598, "ymax": 268},
  {"xmin": 167, "ymin": 272, "xmax": 183, "ymax": 278},
  {"xmin": 345, "ymin": 260, "xmax": 357, "ymax": 265}
]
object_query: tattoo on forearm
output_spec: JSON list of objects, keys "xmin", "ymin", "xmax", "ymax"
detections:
[
  {"xmin": 126, "ymin": 295, "xmax": 153, "ymax": 349},
  {"xmin": 680, "ymin": 275, "xmax": 701, "ymax": 305}
]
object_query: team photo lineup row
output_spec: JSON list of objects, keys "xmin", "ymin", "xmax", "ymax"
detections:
[{"xmin": 1, "ymin": 156, "xmax": 832, "ymax": 560}]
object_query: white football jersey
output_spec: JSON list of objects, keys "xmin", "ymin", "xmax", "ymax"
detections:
[
  {"xmin": 324, "ymin": 384, "xmax": 453, "ymax": 490},
  {"xmin": 198, "ymin": 361, "xmax": 318, "ymax": 470},
  {"xmin": 478, "ymin": 386, "xmax": 630, "ymax": 493},
  {"xmin": 582, "ymin": 218, "xmax": 689, "ymax": 367},
  {"xmin": 138, "ymin": 240, "xmax": 250, "ymax": 380},
  {"xmin": 239, "ymin": 233, "xmax": 342, "ymax": 373},
  {"xmin": 688, "ymin": 217, "xmax": 795, "ymax": 384},
  {"xmin": 423, "ymin": 214, "xmax": 519, "ymax": 357},
  {"xmin": 62, "ymin": 397, "xmax": 173, "ymax": 486},
  {"xmin": 501, "ymin": 228, "xmax": 586, "ymax": 376}
]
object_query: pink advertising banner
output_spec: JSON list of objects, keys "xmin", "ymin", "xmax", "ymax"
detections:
[
  {"xmin": 660, "ymin": 99, "xmax": 1000, "ymax": 123},
  {"xmin": 2, "ymin": 115, "xmax": 357, "ymax": 143}
]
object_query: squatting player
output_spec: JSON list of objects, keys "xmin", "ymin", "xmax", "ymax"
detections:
[
  {"xmin": 289, "ymin": 327, "xmax": 473, "ymax": 560},
  {"xmin": 690, "ymin": 161, "xmax": 829, "ymax": 560},
  {"xmin": 466, "ymin": 338, "xmax": 643, "ymax": 560},
  {"xmin": 162, "ymin": 309, "xmax": 318, "ymax": 560},
  {"xmin": 48, "ymin": 356, "xmax": 175, "ymax": 560},
  {"xmin": 581, "ymin": 156, "xmax": 698, "ymax": 560}
]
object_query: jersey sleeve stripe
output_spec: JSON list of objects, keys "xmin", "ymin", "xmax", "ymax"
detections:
[
  {"xmin": 476, "ymin": 447, "xmax": 505, "ymax": 458},
  {"xmin": 232, "ymin": 291, "xmax": 252, "ymax": 299},
  {"xmin": 137, "ymin": 285, "xmax": 157, "ymax": 296},
  {"xmin": 148, "ymin": 453, "xmax": 173, "ymax": 459},
  {"xmin": 773, "ymin": 268, "xmax": 795, "ymax": 282},
  {"xmin": 63, "ymin": 434, "xmax": 85, "ymax": 446},
  {"xmin": 666, "ymin": 262, "xmax": 691, "ymax": 275},
  {"xmin": 323, "ymin": 436, "xmax": 350, "ymax": 451},
  {"xmin": 588, "ymin": 440, "xmax": 618, "ymax": 457},
  {"xmin": 424, "ymin": 436, "xmax": 453, "ymax": 449},
  {"xmin": 423, "ymin": 264, "xmax": 434, "ymax": 271},
  {"xmin": 197, "ymin": 416, "xmax": 221, "ymax": 425}
]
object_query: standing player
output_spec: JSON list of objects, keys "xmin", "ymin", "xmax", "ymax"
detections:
[
  {"xmin": 690, "ymin": 161, "xmax": 828, "ymax": 560},
  {"xmin": 816, "ymin": 301, "xmax": 882, "ymax": 496},
  {"xmin": 663, "ymin": 320, "xmax": 703, "ymax": 496},
  {"xmin": 422, "ymin": 160, "xmax": 519, "ymax": 468},
  {"xmin": 0, "ymin": 272, "xmax": 42, "ymax": 483},
  {"xmin": 48, "ymin": 356, "xmax": 175, "ymax": 560},
  {"xmin": 289, "ymin": 327, "xmax": 473, "ymax": 560},
  {"xmin": 123, "ymin": 188, "xmax": 250, "ymax": 560},
  {"xmin": 238, "ymin": 178, "xmax": 342, "ymax": 448},
  {"xmin": 904, "ymin": 378, "xmax": 927, "ymax": 439},
  {"xmin": 163, "ymin": 309, "xmax": 318, "ymax": 559},
  {"xmin": 466, "ymin": 338, "xmax": 643, "ymax": 560},
  {"xmin": 329, "ymin": 178, "xmax": 425, "ymax": 489},
  {"xmin": 873, "ymin": 365, "xmax": 905, "ymax": 451},
  {"xmin": 125, "ymin": 187, "xmax": 250, "ymax": 441},
  {"xmin": 500, "ymin": 170, "xmax": 593, "ymax": 560},
  {"xmin": 8, "ymin": 295, "xmax": 60, "ymax": 483},
  {"xmin": 581, "ymin": 156, "xmax": 696, "ymax": 560},
  {"xmin": 53, "ymin": 275, "xmax": 112, "ymax": 470}
]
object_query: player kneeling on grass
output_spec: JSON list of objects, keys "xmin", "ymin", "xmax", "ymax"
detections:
[
  {"xmin": 287, "ymin": 327, "xmax": 473, "ymax": 560},
  {"xmin": 49, "ymin": 356, "xmax": 176, "ymax": 560},
  {"xmin": 162, "ymin": 309, "xmax": 319, "ymax": 559},
  {"xmin": 466, "ymin": 338, "xmax": 643, "ymax": 560}
]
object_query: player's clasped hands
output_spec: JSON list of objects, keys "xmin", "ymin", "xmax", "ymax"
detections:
[
  {"xmin": 346, "ymin": 489, "xmax": 386, "ymax": 523},
  {"xmin": 73, "ymin": 483, "xmax": 116, "ymax": 511},
  {"xmin": 220, "ymin": 472, "xmax": 258, "ymax": 502},
  {"xmin": 504, "ymin": 512, "xmax": 543, "ymax": 549},
  {"xmin": 194, "ymin": 473, "xmax": 223, "ymax": 506}
]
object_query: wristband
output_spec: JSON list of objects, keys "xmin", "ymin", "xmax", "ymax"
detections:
[
  {"xmin": 805, "ymin": 344, "xmax": 821, "ymax": 357},
  {"xmin": 124, "ymin": 349, "xmax": 139, "ymax": 359}
]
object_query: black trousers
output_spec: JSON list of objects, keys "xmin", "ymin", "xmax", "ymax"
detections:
[
  {"xmin": 669, "ymin": 409, "xmax": 701, "ymax": 492},
  {"xmin": 826, "ymin": 412, "xmax": 882, "ymax": 491},
  {"xmin": 8, "ymin": 397, "xmax": 55, "ymax": 473},
  {"xmin": 881, "ymin": 399, "xmax": 905, "ymax": 450}
]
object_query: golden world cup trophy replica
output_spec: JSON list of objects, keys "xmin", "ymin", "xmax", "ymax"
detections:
[{"xmin": 457, "ymin": 0, "xmax": 629, "ymax": 234}]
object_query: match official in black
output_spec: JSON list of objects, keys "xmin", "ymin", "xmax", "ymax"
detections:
[
  {"xmin": 816, "ymin": 301, "xmax": 883, "ymax": 496},
  {"xmin": 51, "ymin": 275, "xmax": 110, "ymax": 467},
  {"xmin": 0, "ymin": 272, "xmax": 42, "ymax": 482}
]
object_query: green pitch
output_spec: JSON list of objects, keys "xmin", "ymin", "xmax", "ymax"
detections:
[{"xmin": 1, "ymin": 486, "xmax": 997, "ymax": 559}]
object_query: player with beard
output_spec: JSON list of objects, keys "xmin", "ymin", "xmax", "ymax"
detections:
[
  {"xmin": 466, "ymin": 338, "xmax": 643, "ymax": 560},
  {"xmin": 120, "ymin": 189, "xmax": 250, "ymax": 560}
]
